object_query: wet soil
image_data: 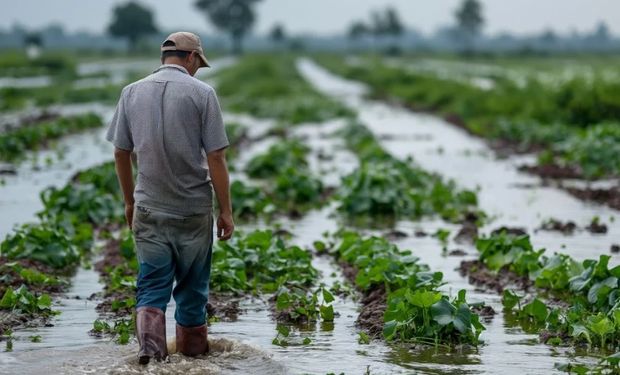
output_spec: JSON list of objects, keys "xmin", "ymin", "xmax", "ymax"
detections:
[
  {"xmin": 458, "ymin": 260, "xmax": 534, "ymax": 295},
  {"xmin": 490, "ymin": 226, "xmax": 528, "ymax": 237},
  {"xmin": 384, "ymin": 229, "xmax": 409, "ymax": 242},
  {"xmin": 392, "ymin": 103, "xmax": 619, "ymax": 211},
  {"xmin": 518, "ymin": 163, "xmax": 584, "ymax": 180},
  {"xmin": 566, "ymin": 186, "xmax": 620, "ymax": 211},
  {"xmin": 337, "ymin": 260, "xmax": 386, "ymax": 338},
  {"xmin": 0, "ymin": 257, "xmax": 70, "ymax": 296},
  {"xmin": 585, "ymin": 220, "xmax": 608, "ymax": 234},
  {"xmin": 0, "ymin": 258, "xmax": 74, "ymax": 335},
  {"xmin": 537, "ymin": 219, "xmax": 578, "ymax": 235},
  {"xmin": 0, "ymin": 110, "xmax": 60, "ymax": 134}
]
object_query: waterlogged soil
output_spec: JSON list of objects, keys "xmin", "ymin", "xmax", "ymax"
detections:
[
  {"xmin": 566, "ymin": 185, "xmax": 620, "ymax": 211},
  {"xmin": 459, "ymin": 260, "xmax": 534, "ymax": 295},
  {"xmin": 299, "ymin": 58, "xmax": 616, "ymax": 374},
  {"xmin": 3, "ymin": 57, "xmax": 617, "ymax": 374}
]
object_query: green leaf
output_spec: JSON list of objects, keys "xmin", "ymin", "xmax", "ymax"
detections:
[
  {"xmin": 502, "ymin": 290, "xmax": 521, "ymax": 311},
  {"xmin": 37, "ymin": 294, "xmax": 52, "ymax": 310},
  {"xmin": 322, "ymin": 288, "xmax": 335, "ymax": 304},
  {"xmin": 383, "ymin": 320, "xmax": 398, "ymax": 340},
  {"xmin": 0, "ymin": 288, "xmax": 16, "ymax": 309},
  {"xmin": 320, "ymin": 305, "xmax": 334, "ymax": 322},
  {"xmin": 431, "ymin": 298, "xmax": 456, "ymax": 326},
  {"xmin": 276, "ymin": 292, "xmax": 291, "ymax": 310},
  {"xmin": 408, "ymin": 290, "xmax": 442, "ymax": 308},
  {"xmin": 302, "ymin": 337, "xmax": 312, "ymax": 345},
  {"xmin": 358, "ymin": 331, "xmax": 370, "ymax": 344},
  {"xmin": 276, "ymin": 324, "xmax": 290, "ymax": 337},
  {"xmin": 522, "ymin": 298, "xmax": 548, "ymax": 323}
]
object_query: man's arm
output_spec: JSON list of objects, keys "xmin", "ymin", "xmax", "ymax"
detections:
[
  {"xmin": 207, "ymin": 147, "xmax": 234, "ymax": 241},
  {"xmin": 113, "ymin": 147, "xmax": 135, "ymax": 229}
]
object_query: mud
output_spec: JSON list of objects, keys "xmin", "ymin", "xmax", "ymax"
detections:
[
  {"xmin": 0, "ymin": 258, "xmax": 73, "ymax": 335},
  {"xmin": 585, "ymin": 220, "xmax": 608, "ymax": 234},
  {"xmin": 335, "ymin": 260, "xmax": 386, "ymax": 338},
  {"xmin": 384, "ymin": 229, "xmax": 409, "ymax": 242},
  {"xmin": 0, "ymin": 311, "xmax": 53, "ymax": 338},
  {"xmin": 537, "ymin": 219, "xmax": 578, "ymax": 235},
  {"xmin": 448, "ymin": 249, "xmax": 467, "ymax": 256},
  {"xmin": 458, "ymin": 260, "xmax": 534, "ymax": 294},
  {"xmin": 518, "ymin": 163, "xmax": 583, "ymax": 180},
  {"xmin": 567, "ymin": 185, "xmax": 620, "ymax": 211},
  {"xmin": 490, "ymin": 226, "xmax": 528, "ymax": 237},
  {"xmin": 0, "ymin": 257, "xmax": 70, "ymax": 296},
  {"xmin": 455, "ymin": 221, "xmax": 478, "ymax": 244}
]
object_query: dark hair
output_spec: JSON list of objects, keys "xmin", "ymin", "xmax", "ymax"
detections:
[{"xmin": 161, "ymin": 41, "xmax": 191, "ymax": 61}]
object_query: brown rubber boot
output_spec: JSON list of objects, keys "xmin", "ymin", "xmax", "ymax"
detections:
[
  {"xmin": 176, "ymin": 323, "xmax": 209, "ymax": 357},
  {"xmin": 136, "ymin": 306, "xmax": 168, "ymax": 364}
]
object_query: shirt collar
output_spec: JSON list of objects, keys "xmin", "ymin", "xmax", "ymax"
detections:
[{"xmin": 154, "ymin": 64, "xmax": 189, "ymax": 75}]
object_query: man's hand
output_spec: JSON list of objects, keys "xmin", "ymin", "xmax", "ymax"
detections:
[
  {"xmin": 125, "ymin": 203, "xmax": 134, "ymax": 230},
  {"xmin": 217, "ymin": 212, "xmax": 234, "ymax": 241},
  {"xmin": 114, "ymin": 147, "xmax": 135, "ymax": 230}
]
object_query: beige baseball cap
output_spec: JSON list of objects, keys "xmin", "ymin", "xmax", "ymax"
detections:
[{"xmin": 161, "ymin": 32, "xmax": 210, "ymax": 68}]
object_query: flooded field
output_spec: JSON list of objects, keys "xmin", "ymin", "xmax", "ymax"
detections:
[{"xmin": 1, "ymin": 52, "xmax": 619, "ymax": 375}]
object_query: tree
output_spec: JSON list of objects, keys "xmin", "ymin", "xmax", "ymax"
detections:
[
  {"xmin": 348, "ymin": 21, "xmax": 369, "ymax": 40},
  {"xmin": 382, "ymin": 7, "xmax": 404, "ymax": 37},
  {"xmin": 23, "ymin": 32, "xmax": 43, "ymax": 48},
  {"xmin": 107, "ymin": 1, "xmax": 158, "ymax": 51},
  {"xmin": 594, "ymin": 21, "xmax": 610, "ymax": 42},
  {"xmin": 269, "ymin": 23, "xmax": 286, "ymax": 44},
  {"xmin": 454, "ymin": 0, "xmax": 484, "ymax": 53},
  {"xmin": 195, "ymin": 0, "xmax": 263, "ymax": 54}
]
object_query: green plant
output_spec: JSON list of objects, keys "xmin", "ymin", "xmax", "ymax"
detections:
[
  {"xmin": 0, "ymin": 113, "xmax": 103, "ymax": 162},
  {"xmin": 92, "ymin": 318, "xmax": 135, "ymax": 345},
  {"xmin": 0, "ymin": 285, "xmax": 55, "ymax": 316},
  {"xmin": 329, "ymin": 231, "xmax": 484, "ymax": 346},
  {"xmin": 337, "ymin": 122, "xmax": 479, "ymax": 224},
  {"xmin": 275, "ymin": 285, "xmax": 335, "ymax": 323},
  {"xmin": 216, "ymin": 55, "xmax": 353, "ymax": 124}
]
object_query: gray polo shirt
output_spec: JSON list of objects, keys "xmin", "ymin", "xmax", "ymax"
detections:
[{"xmin": 106, "ymin": 64, "xmax": 229, "ymax": 216}]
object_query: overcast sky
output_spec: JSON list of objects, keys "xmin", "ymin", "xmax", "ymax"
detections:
[{"xmin": 2, "ymin": 0, "xmax": 619, "ymax": 37}]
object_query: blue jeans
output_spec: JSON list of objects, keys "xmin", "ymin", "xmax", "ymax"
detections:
[{"xmin": 132, "ymin": 205, "xmax": 214, "ymax": 327}]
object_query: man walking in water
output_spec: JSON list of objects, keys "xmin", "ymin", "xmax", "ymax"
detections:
[{"xmin": 106, "ymin": 31, "xmax": 234, "ymax": 364}]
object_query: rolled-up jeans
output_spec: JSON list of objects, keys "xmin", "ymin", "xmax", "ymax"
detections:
[{"xmin": 132, "ymin": 205, "xmax": 214, "ymax": 327}]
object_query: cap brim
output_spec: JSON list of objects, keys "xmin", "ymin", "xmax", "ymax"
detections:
[{"xmin": 198, "ymin": 53, "xmax": 210, "ymax": 68}]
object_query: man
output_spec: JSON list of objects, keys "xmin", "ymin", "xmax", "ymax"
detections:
[{"xmin": 106, "ymin": 31, "xmax": 234, "ymax": 364}]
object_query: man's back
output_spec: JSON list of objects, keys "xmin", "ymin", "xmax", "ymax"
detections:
[{"xmin": 106, "ymin": 64, "xmax": 229, "ymax": 215}]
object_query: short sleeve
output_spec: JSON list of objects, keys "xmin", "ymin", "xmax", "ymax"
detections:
[
  {"xmin": 202, "ymin": 88, "xmax": 229, "ymax": 153},
  {"xmin": 105, "ymin": 89, "xmax": 134, "ymax": 151}
]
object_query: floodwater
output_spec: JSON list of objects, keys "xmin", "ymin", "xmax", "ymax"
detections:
[
  {"xmin": 297, "ymin": 57, "xmax": 619, "ymax": 373},
  {"xmin": 1, "ymin": 56, "xmax": 618, "ymax": 374}
]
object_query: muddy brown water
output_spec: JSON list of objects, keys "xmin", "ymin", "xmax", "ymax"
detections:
[{"xmin": 1, "ymin": 57, "xmax": 618, "ymax": 374}]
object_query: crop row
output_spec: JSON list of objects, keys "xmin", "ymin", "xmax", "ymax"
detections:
[
  {"xmin": 0, "ymin": 161, "xmax": 123, "ymax": 342},
  {"xmin": 215, "ymin": 55, "xmax": 354, "ymax": 125},
  {"xmin": 335, "ymin": 121, "xmax": 480, "ymax": 224},
  {"xmin": 316, "ymin": 56, "xmax": 620, "ymax": 180},
  {"xmin": 463, "ymin": 229, "xmax": 620, "ymax": 370},
  {"xmin": 0, "ymin": 113, "xmax": 102, "ymax": 162},
  {"xmin": 316, "ymin": 231, "xmax": 485, "ymax": 346},
  {"xmin": 233, "ymin": 138, "xmax": 326, "ymax": 219}
]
